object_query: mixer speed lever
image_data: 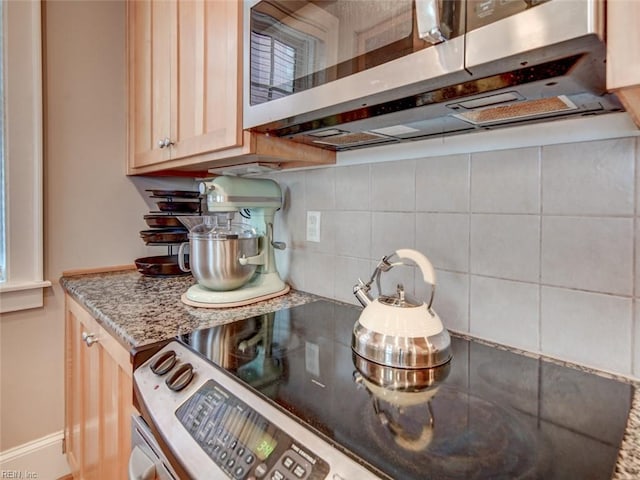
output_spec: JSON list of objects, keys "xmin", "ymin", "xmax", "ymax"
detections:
[{"xmin": 271, "ymin": 241, "xmax": 286, "ymax": 250}]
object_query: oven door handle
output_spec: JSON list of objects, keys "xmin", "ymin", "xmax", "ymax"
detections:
[{"xmin": 129, "ymin": 445, "xmax": 157, "ymax": 480}]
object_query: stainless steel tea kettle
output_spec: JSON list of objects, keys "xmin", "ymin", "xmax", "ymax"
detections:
[{"xmin": 352, "ymin": 249, "xmax": 452, "ymax": 369}]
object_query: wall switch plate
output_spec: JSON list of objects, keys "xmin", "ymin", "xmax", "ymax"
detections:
[{"xmin": 306, "ymin": 211, "xmax": 321, "ymax": 242}]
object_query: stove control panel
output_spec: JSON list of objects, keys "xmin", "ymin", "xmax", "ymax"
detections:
[
  {"xmin": 134, "ymin": 341, "xmax": 382, "ymax": 480},
  {"xmin": 177, "ymin": 380, "xmax": 329, "ymax": 480}
]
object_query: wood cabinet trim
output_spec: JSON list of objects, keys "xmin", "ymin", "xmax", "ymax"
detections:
[{"xmin": 612, "ymin": 86, "xmax": 640, "ymax": 130}]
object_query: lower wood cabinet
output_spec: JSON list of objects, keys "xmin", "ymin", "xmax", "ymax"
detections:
[{"xmin": 64, "ymin": 295, "xmax": 133, "ymax": 479}]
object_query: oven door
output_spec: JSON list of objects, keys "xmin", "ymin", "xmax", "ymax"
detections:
[
  {"xmin": 129, "ymin": 415, "xmax": 178, "ymax": 480},
  {"xmin": 243, "ymin": 0, "xmax": 466, "ymax": 130}
]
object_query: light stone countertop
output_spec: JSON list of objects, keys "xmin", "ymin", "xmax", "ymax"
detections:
[{"xmin": 60, "ymin": 268, "xmax": 640, "ymax": 479}]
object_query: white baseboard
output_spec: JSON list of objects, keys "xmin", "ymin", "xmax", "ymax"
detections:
[{"xmin": 0, "ymin": 431, "xmax": 70, "ymax": 479}]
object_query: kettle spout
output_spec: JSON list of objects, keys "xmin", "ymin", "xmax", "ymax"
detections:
[
  {"xmin": 353, "ymin": 255, "xmax": 395, "ymax": 307},
  {"xmin": 353, "ymin": 279, "xmax": 373, "ymax": 307}
]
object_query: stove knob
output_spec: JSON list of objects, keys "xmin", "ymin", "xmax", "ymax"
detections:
[
  {"xmin": 150, "ymin": 350, "xmax": 177, "ymax": 376},
  {"xmin": 166, "ymin": 363, "xmax": 194, "ymax": 392}
]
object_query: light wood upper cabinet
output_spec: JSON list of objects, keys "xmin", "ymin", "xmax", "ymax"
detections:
[
  {"xmin": 127, "ymin": 0, "xmax": 334, "ymax": 176},
  {"xmin": 128, "ymin": 0, "xmax": 172, "ymax": 168},
  {"xmin": 607, "ymin": 0, "xmax": 640, "ymax": 128},
  {"xmin": 65, "ymin": 295, "xmax": 133, "ymax": 479}
]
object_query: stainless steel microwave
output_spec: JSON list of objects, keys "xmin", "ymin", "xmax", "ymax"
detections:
[{"xmin": 243, "ymin": 0, "xmax": 622, "ymax": 150}]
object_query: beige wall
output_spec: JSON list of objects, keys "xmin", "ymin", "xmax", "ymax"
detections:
[{"xmin": 0, "ymin": 0, "xmax": 190, "ymax": 452}]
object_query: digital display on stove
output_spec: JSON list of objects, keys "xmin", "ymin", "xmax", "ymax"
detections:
[{"xmin": 222, "ymin": 405, "xmax": 278, "ymax": 461}]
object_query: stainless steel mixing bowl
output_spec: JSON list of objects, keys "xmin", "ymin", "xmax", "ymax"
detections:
[{"xmin": 178, "ymin": 223, "xmax": 260, "ymax": 291}]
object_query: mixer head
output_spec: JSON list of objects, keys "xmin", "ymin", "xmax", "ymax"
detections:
[{"xmin": 199, "ymin": 176, "xmax": 282, "ymax": 214}]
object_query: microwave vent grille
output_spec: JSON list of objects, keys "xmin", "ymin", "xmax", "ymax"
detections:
[{"xmin": 453, "ymin": 96, "xmax": 578, "ymax": 125}]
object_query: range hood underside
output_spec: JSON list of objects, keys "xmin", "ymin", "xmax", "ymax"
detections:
[{"xmin": 251, "ymin": 48, "xmax": 624, "ymax": 151}]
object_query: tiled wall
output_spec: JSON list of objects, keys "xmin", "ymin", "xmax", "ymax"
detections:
[{"xmin": 269, "ymin": 137, "xmax": 640, "ymax": 379}]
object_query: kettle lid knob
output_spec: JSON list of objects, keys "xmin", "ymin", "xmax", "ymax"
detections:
[{"xmin": 378, "ymin": 284, "xmax": 421, "ymax": 308}]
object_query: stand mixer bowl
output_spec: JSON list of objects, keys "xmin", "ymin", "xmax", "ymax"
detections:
[{"xmin": 179, "ymin": 221, "xmax": 260, "ymax": 291}]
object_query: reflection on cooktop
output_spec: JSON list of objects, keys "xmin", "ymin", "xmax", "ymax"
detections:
[{"xmin": 178, "ymin": 300, "xmax": 633, "ymax": 480}]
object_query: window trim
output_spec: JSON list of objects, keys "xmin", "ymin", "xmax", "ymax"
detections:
[{"xmin": 0, "ymin": 0, "xmax": 51, "ymax": 313}]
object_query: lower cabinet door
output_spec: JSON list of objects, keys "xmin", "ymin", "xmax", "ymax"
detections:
[{"xmin": 65, "ymin": 295, "xmax": 133, "ymax": 479}]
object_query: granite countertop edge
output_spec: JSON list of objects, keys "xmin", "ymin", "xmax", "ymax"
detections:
[
  {"xmin": 60, "ymin": 269, "xmax": 640, "ymax": 479},
  {"xmin": 60, "ymin": 270, "xmax": 322, "ymax": 350}
]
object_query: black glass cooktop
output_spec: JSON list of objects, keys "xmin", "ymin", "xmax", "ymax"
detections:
[{"xmin": 178, "ymin": 299, "xmax": 633, "ymax": 480}]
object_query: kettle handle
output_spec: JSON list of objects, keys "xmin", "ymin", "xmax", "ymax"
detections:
[
  {"xmin": 394, "ymin": 249, "xmax": 436, "ymax": 287},
  {"xmin": 354, "ymin": 249, "xmax": 437, "ymax": 309},
  {"xmin": 394, "ymin": 249, "xmax": 436, "ymax": 310}
]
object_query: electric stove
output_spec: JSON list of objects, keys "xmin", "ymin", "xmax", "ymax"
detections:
[{"xmin": 133, "ymin": 299, "xmax": 633, "ymax": 479}]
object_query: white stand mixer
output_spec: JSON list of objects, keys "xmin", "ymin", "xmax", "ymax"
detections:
[{"xmin": 181, "ymin": 176, "xmax": 289, "ymax": 308}]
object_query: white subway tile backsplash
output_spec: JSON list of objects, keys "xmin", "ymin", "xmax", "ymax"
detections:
[
  {"xmin": 541, "ymin": 286, "xmax": 632, "ymax": 375},
  {"xmin": 371, "ymin": 212, "xmax": 415, "ymax": 258},
  {"xmin": 305, "ymin": 167, "xmax": 336, "ymax": 211},
  {"xmin": 371, "ymin": 159, "xmax": 416, "ymax": 211},
  {"xmin": 542, "ymin": 138, "xmax": 635, "ymax": 215},
  {"xmin": 304, "ymin": 252, "xmax": 336, "ymax": 299},
  {"xmin": 270, "ymin": 134, "xmax": 639, "ymax": 379},
  {"xmin": 333, "ymin": 256, "xmax": 371, "ymax": 305},
  {"xmin": 335, "ymin": 164, "xmax": 371, "ymax": 211},
  {"xmin": 470, "ymin": 214, "xmax": 540, "ymax": 282},
  {"xmin": 280, "ymin": 248, "xmax": 306, "ymax": 291},
  {"xmin": 470, "ymin": 276, "xmax": 540, "ymax": 351},
  {"xmin": 334, "ymin": 211, "xmax": 371, "ymax": 259},
  {"xmin": 416, "ymin": 213, "xmax": 469, "ymax": 272},
  {"xmin": 471, "ymin": 147, "xmax": 540, "ymax": 213},
  {"xmin": 541, "ymin": 216, "xmax": 633, "ymax": 295},
  {"xmin": 416, "ymin": 154, "xmax": 470, "ymax": 212},
  {"xmin": 429, "ymin": 270, "xmax": 470, "ymax": 333}
]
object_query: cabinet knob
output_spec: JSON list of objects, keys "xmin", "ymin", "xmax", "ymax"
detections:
[
  {"xmin": 158, "ymin": 137, "xmax": 175, "ymax": 149},
  {"xmin": 81, "ymin": 331, "xmax": 98, "ymax": 347}
]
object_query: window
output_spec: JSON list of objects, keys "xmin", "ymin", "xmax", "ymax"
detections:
[
  {"xmin": 0, "ymin": 0, "xmax": 50, "ymax": 313},
  {"xmin": 0, "ymin": 0, "xmax": 5, "ymax": 282}
]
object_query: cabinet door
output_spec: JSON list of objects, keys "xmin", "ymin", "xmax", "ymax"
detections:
[
  {"xmin": 171, "ymin": 0, "xmax": 243, "ymax": 160},
  {"xmin": 64, "ymin": 296, "xmax": 133, "ymax": 479},
  {"xmin": 607, "ymin": 0, "xmax": 640, "ymax": 128},
  {"xmin": 128, "ymin": 0, "xmax": 174, "ymax": 168},
  {"xmin": 128, "ymin": 0, "xmax": 243, "ymax": 170}
]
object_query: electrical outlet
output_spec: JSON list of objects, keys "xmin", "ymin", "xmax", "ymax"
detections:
[{"xmin": 306, "ymin": 211, "xmax": 321, "ymax": 242}]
